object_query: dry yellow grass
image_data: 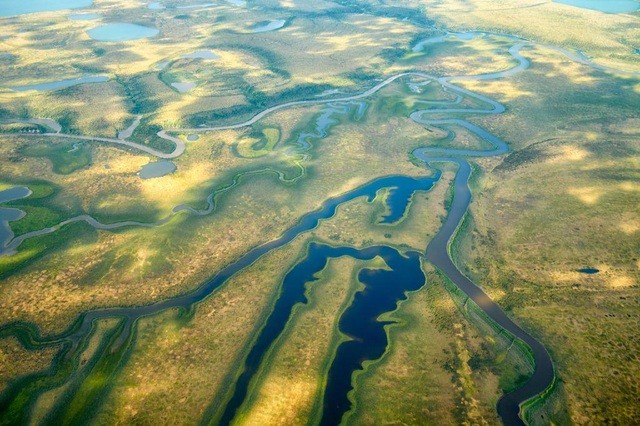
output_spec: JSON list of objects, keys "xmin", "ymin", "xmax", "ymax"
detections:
[
  {"xmin": 95, "ymin": 236, "xmax": 309, "ymax": 425},
  {"xmin": 235, "ymin": 257, "xmax": 371, "ymax": 425},
  {"xmin": 0, "ymin": 338, "xmax": 58, "ymax": 395},
  {"xmin": 347, "ymin": 268, "xmax": 514, "ymax": 425},
  {"xmin": 413, "ymin": 0, "xmax": 640, "ymax": 72}
]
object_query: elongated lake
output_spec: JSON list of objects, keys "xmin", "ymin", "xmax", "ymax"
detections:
[
  {"xmin": 11, "ymin": 76, "xmax": 108, "ymax": 92},
  {"xmin": 88, "ymin": 23, "xmax": 159, "ymax": 41}
]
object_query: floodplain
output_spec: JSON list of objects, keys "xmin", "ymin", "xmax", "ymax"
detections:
[{"xmin": 0, "ymin": 0, "xmax": 638, "ymax": 424}]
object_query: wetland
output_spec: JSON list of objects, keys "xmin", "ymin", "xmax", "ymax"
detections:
[{"xmin": 0, "ymin": 0, "xmax": 638, "ymax": 424}]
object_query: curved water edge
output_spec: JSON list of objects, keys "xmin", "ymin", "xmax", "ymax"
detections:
[
  {"xmin": 0, "ymin": 41, "xmax": 512, "ymax": 256},
  {"xmin": 414, "ymin": 157, "xmax": 554, "ymax": 425},
  {"xmin": 200, "ymin": 35, "xmax": 552, "ymax": 423},
  {"xmin": 215, "ymin": 243, "xmax": 425, "ymax": 425},
  {"xmin": 0, "ymin": 164, "xmax": 299, "ymax": 256},
  {"xmin": 0, "ymin": 174, "xmax": 439, "ymax": 422},
  {"xmin": 2, "ymin": 35, "xmax": 636, "ymax": 162},
  {"xmin": 408, "ymin": 41, "xmax": 553, "ymax": 423},
  {"xmin": 3, "ymin": 30, "xmax": 624, "ymax": 423},
  {"xmin": 0, "ymin": 33, "xmax": 616, "ymax": 255},
  {"xmin": 320, "ymin": 248, "xmax": 424, "ymax": 425},
  {"xmin": 173, "ymin": 40, "xmax": 637, "ymax": 135},
  {"xmin": 117, "ymin": 116, "xmax": 141, "ymax": 140},
  {"xmin": 2, "ymin": 126, "xmax": 185, "ymax": 160},
  {"xmin": 411, "ymin": 30, "xmax": 640, "ymax": 77},
  {"xmin": 0, "ymin": 67, "xmax": 479, "ymax": 256}
]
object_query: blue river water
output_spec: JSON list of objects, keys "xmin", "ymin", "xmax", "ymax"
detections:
[
  {"xmin": 0, "ymin": 34, "xmax": 575, "ymax": 425},
  {"xmin": 0, "ymin": 173, "xmax": 440, "ymax": 423},
  {"xmin": 320, "ymin": 248, "xmax": 424, "ymax": 425}
]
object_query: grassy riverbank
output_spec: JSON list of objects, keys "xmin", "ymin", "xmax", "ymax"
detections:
[
  {"xmin": 1, "ymin": 0, "xmax": 637, "ymax": 423},
  {"xmin": 450, "ymin": 36, "xmax": 640, "ymax": 423}
]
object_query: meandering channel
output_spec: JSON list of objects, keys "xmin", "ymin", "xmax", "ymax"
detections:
[
  {"xmin": 1, "ymin": 28, "xmax": 635, "ymax": 163},
  {"xmin": 0, "ymin": 46, "xmax": 516, "ymax": 256},
  {"xmin": 208, "ymin": 39, "xmax": 550, "ymax": 424},
  {"xmin": 0, "ymin": 174, "xmax": 439, "ymax": 423},
  {"xmin": 6, "ymin": 31, "xmax": 630, "ymax": 424}
]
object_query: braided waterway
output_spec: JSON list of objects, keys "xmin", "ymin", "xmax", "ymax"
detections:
[{"xmin": 9, "ymin": 31, "xmax": 637, "ymax": 423}]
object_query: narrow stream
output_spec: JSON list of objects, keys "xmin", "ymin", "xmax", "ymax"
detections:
[{"xmin": 5, "ymin": 32, "xmax": 615, "ymax": 424}]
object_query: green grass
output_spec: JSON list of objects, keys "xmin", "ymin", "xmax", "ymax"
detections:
[
  {"xmin": 44, "ymin": 321, "xmax": 134, "ymax": 425},
  {"xmin": 1, "ymin": 4, "xmax": 638, "ymax": 423},
  {"xmin": 20, "ymin": 142, "xmax": 92, "ymax": 175},
  {"xmin": 235, "ymin": 127, "xmax": 281, "ymax": 158},
  {"xmin": 0, "ymin": 221, "xmax": 96, "ymax": 279},
  {"xmin": 9, "ymin": 206, "xmax": 62, "ymax": 237},
  {"xmin": 0, "ymin": 123, "xmax": 46, "ymax": 133}
]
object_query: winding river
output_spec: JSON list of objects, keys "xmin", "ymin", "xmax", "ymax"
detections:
[
  {"xmin": 5, "ymin": 28, "xmax": 639, "ymax": 424},
  {"xmin": 0, "ymin": 174, "xmax": 439, "ymax": 423}
]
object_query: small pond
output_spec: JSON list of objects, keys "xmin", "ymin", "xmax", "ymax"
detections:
[
  {"xmin": 577, "ymin": 268, "xmax": 600, "ymax": 274},
  {"xmin": 251, "ymin": 19, "xmax": 286, "ymax": 33},
  {"xmin": 88, "ymin": 23, "xmax": 159, "ymax": 42},
  {"xmin": 139, "ymin": 160, "xmax": 176, "ymax": 179}
]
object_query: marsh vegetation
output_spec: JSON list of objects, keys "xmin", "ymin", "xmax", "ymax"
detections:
[{"xmin": 0, "ymin": 0, "xmax": 638, "ymax": 424}]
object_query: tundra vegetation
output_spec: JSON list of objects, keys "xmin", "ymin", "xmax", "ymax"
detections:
[{"xmin": 0, "ymin": 0, "xmax": 637, "ymax": 424}]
